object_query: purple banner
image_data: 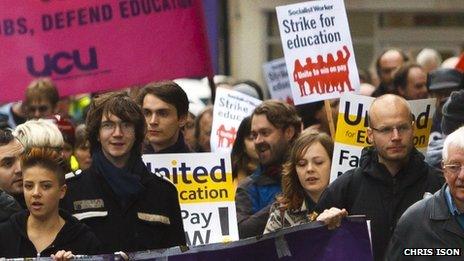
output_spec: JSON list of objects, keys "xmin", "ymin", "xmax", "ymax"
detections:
[
  {"xmin": 5, "ymin": 219, "xmax": 372, "ymax": 260},
  {"xmin": 129, "ymin": 219, "xmax": 373, "ymax": 261}
]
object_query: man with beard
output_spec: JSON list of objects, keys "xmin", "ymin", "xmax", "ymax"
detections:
[
  {"xmin": 0, "ymin": 129, "xmax": 24, "ymax": 222},
  {"xmin": 315, "ymin": 94, "xmax": 444, "ymax": 260},
  {"xmin": 235, "ymin": 100, "xmax": 302, "ymax": 238}
]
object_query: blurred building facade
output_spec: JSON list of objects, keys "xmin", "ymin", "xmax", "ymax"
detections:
[{"xmin": 223, "ymin": 0, "xmax": 464, "ymax": 88}]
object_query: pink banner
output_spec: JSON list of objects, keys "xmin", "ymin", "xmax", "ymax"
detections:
[{"xmin": 0, "ymin": 0, "xmax": 212, "ymax": 102}]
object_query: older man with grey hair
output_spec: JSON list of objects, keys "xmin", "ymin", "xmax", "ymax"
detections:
[{"xmin": 386, "ymin": 126, "xmax": 464, "ymax": 260}]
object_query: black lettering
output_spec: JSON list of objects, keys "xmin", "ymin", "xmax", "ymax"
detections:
[
  {"xmin": 210, "ymin": 158, "xmax": 226, "ymax": 182},
  {"xmin": 51, "ymin": 51, "xmax": 73, "ymax": 75},
  {"xmin": 17, "ymin": 18, "xmax": 28, "ymax": 34},
  {"xmin": 26, "ymin": 55, "xmax": 52, "ymax": 77},
  {"xmin": 339, "ymin": 149, "xmax": 349, "ymax": 165},
  {"xmin": 193, "ymin": 166, "xmax": 208, "ymax": 183},
  {"xmin": 3, "ymin": 19, "xmax": 14, "ymax": 35},
  {"xmin": 344, "ymin": 102, "xmax": 363, "ymax": 125},
  {"xmin": 55, "ymin": 12, "xmax": 65, "ymax": 29},
  {"xmin": 73, "ymin": 47, "xmax": 98, "ymax": 70}
]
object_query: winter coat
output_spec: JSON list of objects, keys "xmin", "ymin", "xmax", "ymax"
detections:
[
  {"xmin": 386, "ymin": 184, "xmax": 464, "ymax": 260},
  {"xmin": 0, "ymin": 209, "xmax": 101, "ymax": 258},
  {"xmin": 315, "ymin": 147, "xmax": 444, "ymax": 260}
]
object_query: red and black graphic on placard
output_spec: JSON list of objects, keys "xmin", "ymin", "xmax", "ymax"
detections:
[
  {"xmin": 216, "ymin": 124, "xmax": 237, "ymax": 148},
  {"xmin": 293, "ymin": 45, "xmax": 354, "ymax": 97}
]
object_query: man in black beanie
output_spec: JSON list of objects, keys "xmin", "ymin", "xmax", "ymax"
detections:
[
  {"xmin": 427, "ymin": 90, "xmax": 464, "ymax": 169},
  {"xmin": 429, "ymin": 68, "xmax": 464, "ymax": 135},
  {"xmin": 426, "ymin": 70, "xmax": 464, "ymax": 169},
  {"xmin": 442, "ymin": 90, "xmax": 464, "ymax": 135}
]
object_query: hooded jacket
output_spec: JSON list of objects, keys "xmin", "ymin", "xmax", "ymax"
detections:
[
  {"xmin": 0, "ymin": 209, "xmax": 101, "ymax": 258},
  {"xmin": 315, "ymin": 147, "xmax": 444, "ymax": 261}
]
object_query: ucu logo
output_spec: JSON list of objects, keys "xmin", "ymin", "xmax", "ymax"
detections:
[{"xmin": 26, "ymin": 47, "xmax": 98, "ymax": 77}]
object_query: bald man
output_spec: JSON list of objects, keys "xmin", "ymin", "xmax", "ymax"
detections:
[
  {"xmin": 315, "ymin": 94, "xmax": 444, "ymax": 260},
  {"xmin": 372, "ymin": 49, "xmax": 408, "ymax": 97}
]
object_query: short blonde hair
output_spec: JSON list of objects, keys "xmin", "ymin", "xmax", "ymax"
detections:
[{"xmin": 13, "ymin": 119, "xmax": 64, "ymax": 152}]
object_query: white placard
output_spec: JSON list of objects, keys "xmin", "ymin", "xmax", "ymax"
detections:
[
  {"xmin": 211, "ymin": 88, "xmax": 262, "ymax": 153},
  {"xmin": 276, "ymin": 0, "xmax": 359, "ymax": 105},
  {"xmin": 262, "ymin": 58, "xmax": 293, "ymax": 104},
  {"xmin": 143, "ymin": 153, "xmax": 239, "ymax": 246}
]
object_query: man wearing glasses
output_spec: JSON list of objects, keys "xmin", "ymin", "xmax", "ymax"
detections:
[
  {"xmin": 62, "ymin": 92, "xmax": 185, "ymax": 254},
  {"xmin": 316, "ymin": 94, "xmax": 444, "ymax": 260},
  {"xmin": 387, "ymin": 126, "xmax": 464, "ymax": 259},
  {"xmin": 23, "ymin": 78, "xmax": 59, "ymax": 120}
]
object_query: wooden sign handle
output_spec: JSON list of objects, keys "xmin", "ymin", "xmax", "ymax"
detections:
[{"xmin": 324, "ymin": 99, "xmax": 335, "ymax": 139}]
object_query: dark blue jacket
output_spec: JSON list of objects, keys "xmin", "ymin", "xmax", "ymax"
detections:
[{"xmin": 235, "ymin": 165, "xmax": 281, "ymax": 239}]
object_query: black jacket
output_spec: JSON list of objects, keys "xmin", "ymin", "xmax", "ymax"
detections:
[
  {"xmin": 315, "ymin": 147, "xmax": 444, "ymax": 261},
  {"xmin": 0, "ymin": 190, "xmax": 21, "ymax": 223},
  {"xmin": 61, "ymin": 162, "xmax": 186, "ymax": 253},
  {"xmin": 386, "ymin": 184, "xmax": 464, "ymax": 260},
  {"xmin": 143, "ymin": 132, "xmax": 191, "ymax": 154},
  {"xmin": 0, "ymin": 210, "xmax": 100, "ymax": 258}
]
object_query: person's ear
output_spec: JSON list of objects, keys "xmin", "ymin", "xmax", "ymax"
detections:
[
  {"xmin": 284, "ymin": 126, "xmax": 295, "ymax": 141},
  {"xmin": 59, "ymin": 184, "xmax": 67, "ymax": 199},
  {"xmin": 367, "ymin": 127, "xmax": 374, "ymax": 144},
  {"xmin": 178, "ymin": 114, "xmax": 187, "ymax": 128}
]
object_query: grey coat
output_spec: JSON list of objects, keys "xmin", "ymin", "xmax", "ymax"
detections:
[{"xmin": 386, "ymin": 185, "xmax": 464, "ymax": 260}]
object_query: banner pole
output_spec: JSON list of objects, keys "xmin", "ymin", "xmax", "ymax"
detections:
[
  {"xmin": 324, "ymin": 99, "xmax": 335, "ymax": 139},
  {"xmin": 208, "ymin": 76, "xmax": 216, "ymax": 105}
]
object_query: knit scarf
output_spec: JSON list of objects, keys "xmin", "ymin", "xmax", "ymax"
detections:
[{"xmin": 92, "ymin": 149, "xmax": 145, "ymax": 208}]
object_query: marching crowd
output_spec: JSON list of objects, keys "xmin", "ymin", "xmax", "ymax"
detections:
[{"xmin": 0, "ymin": 47, "xmax": 463, "ymax": 261}]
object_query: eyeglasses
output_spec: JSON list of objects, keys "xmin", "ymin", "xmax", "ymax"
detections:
[
  {"xmin": 100, "ymin": 121, "xmax": 134, "ymax": 133},
  {"xmin": 443, "ymin": 163, "xmax": 464, "ymax": 176},
  {"xmin": 370, "ymin": 123, "xmax": 413, "ymax": 136},
  {"xmin": 28, "ymin": 105, "xmax": 50, "ymax": 113},
  {"xmin": 380, "ymin": 67, "xmax": 397, "ymax": 75}
]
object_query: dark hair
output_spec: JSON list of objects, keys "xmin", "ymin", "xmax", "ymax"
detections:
[
  {"xmin": 393, "ymin": 63, "xmax": 423, "ymax": 92},
  {"xmin": 136, "ymin": 81, "xmax": 189, "ymax": 118},
  {"xmin": 21, "ymin": 147, "xmax": 65, "ymax": 185},
  {"xmin": 233, "ymin": 80, "xmax": 264, "ymax": 100},
  {"xmin": 281, "ymin": 130, "xmax": 333, "ymax": 210},
  {"xmin": 0, "ymin": 129, "xmax": 15, "ymax": 146},
  {"xmin": 296, "ymin": 101, "xmax": 324, "ymax": 129},
  {"xmin": 231, "ymin": 116, "xmax": 254, "ymax": 179},
  {"xmin": 252, "ymin": 100, "xmax": 302, "ymax": 141},
  {"xmin": 194, "ymin": 105, "xmax": 213, "ymax": 150},
  {"xmin": 86, "ymin": 91, "xmax": 146, "ymax": 155},
  {"xmin": 375, "ymin": 48, "xmax": 409, "ymax": 78}
]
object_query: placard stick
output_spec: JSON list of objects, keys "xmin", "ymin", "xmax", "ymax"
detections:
[{"xmin": 324, "ymin": 100, "xmax": 335, "ymax": 139}]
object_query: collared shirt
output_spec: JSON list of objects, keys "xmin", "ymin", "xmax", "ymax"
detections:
[{"xmin": 444, "ymin": 185, "xmax": 464, "ymax": 230}]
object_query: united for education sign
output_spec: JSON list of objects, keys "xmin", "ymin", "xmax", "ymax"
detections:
[{"xmin": 143, "ymin": 153, "xmax": 239, "ymax": 246}]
